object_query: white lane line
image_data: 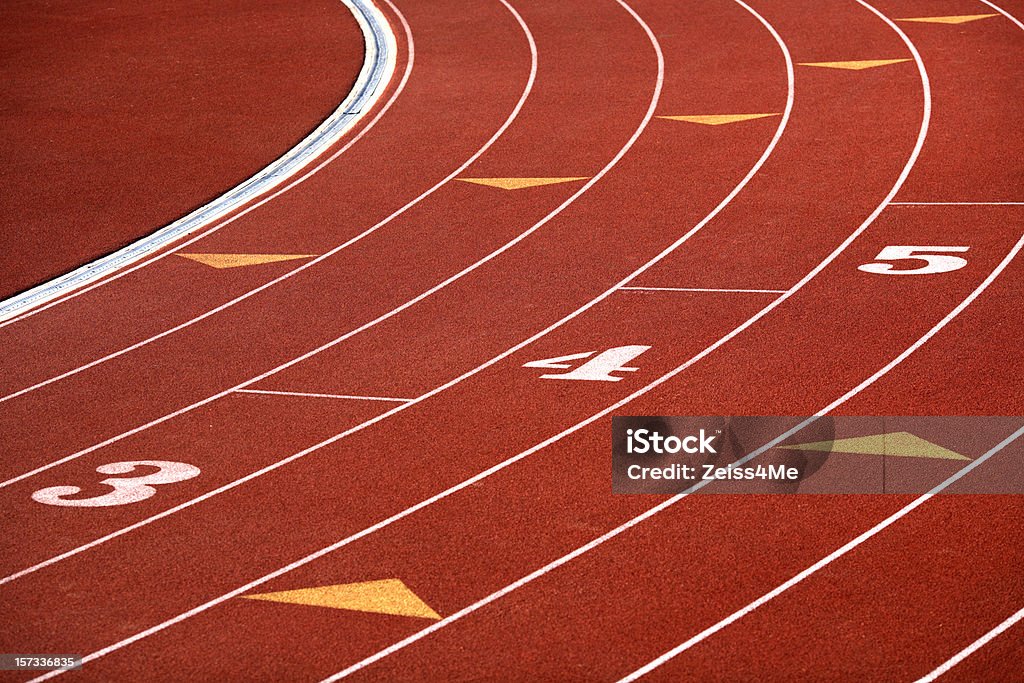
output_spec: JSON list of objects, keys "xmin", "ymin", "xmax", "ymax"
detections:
[
  {"xmin": 914, "ymin": 604, "xmax": 1024, "ymax": 682},
  {"xmin": 980, "ymin": 0, "xmax": 1024, "ymax": 31},
  {"xmin": 0, "ymin": 0, "xmax": 671, "ymax": 586},
  {"xmin": 891, "ymin": 202, "xmax": 1024, "ymax": 205},
  {"xmin": 319, "ymin": 0, "xmax": 938, "ymax": 678},
  {"xmin": 0, "ymin": 0, "xmax": 397, "ymax": 325},
  {"xmin": 619, "ymin": 286, "xmax": 786, "ymax": 293},
  {"xmin": 234, "ymin": 388, "xmax": 413, "ymax": 402},
  {"xmin": 2, "ymin": 0, "xmax": 540, "ymax": 403},
  {"xmin": 18, "ymin": 0, "xmax": 766, "ymax": 676},
  {"xmin": 0, "ymin": 0, "xmax": 535, "ymax": 487},
  {"xmin": 619, "ymin": 424, "xmax": 1024, "ymax": 683},
  {"xmin": 910, "ymin": 4, "xmax": 1024, "ymax": 680}
]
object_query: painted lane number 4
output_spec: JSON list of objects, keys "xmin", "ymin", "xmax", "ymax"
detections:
[
  {"xmin": 524, "ymin": 345, "xmax": 651, "ymax": 382},
  {"xmin": 858, "ymin": 245, "xmax": 969, "ymax": 275},
  {"xmin": 31, "ymin": 460, "xmax": 201, "ymax": 507}
]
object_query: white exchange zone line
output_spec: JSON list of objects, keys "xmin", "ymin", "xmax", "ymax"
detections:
[
  {"xmin": 234, "ymin": 389, "xmax": 413, "ymax": 402},
  {"xmin": 620, "ymin": 286, "xmax": 787, "ymax": 293},
  {"xmin": 891, "ymin": 202, "xmax": 1024, "ymax": 206},
  {"xmin": 0, "ymin": 0, "xmax": 397, "ymax": 326}
]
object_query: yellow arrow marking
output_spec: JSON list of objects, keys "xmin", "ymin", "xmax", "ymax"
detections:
[
  {"xmin": 780, "ymin": 432, "xmax": 969, "ymax": 461},
  {"xmin": 177, "ymin": 253, "xmax": 316, "ymax": 269},
  {"xmin": 658, "ymin": 113, "xmax": 781, "ymax": 126},
  {"xmin": 241, "ymin": 579, "xmax": 441, "ymax": 619},
  {"xmin": 455, "ymin": 177, "xmax": 589, "ymax": 191},
  {"xmin": 798, "ymin": 59, "xmax": 912, "ymax": 70},
  {"xmin": 897, "ymin": 14, "xmax": 998, "ymax": 24}
]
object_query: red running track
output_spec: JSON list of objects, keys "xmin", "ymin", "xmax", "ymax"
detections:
[{"xmin": 1, "ymin": 0, "xmax": 1022, "ymax": 680}]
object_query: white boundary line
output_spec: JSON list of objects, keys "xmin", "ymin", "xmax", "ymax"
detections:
[
  {"xmin": 891, "ymin": 202, "xmax": 1024, "ymax": 206},
  {"xmin": 18, "ymin": 0, "xmax": 775, "ymax": 676},
  {"xmin": 914, "ymin": 604, "xmax": 1024, "ymax": 682},
  {"xmin": 620, "ymin": 286, "xmax": 786, "ymax": 293},
  {"xmin": 234, "ymin": 388, "xmax": 413, "ymax": 402},
  {"xmin": 887, "ymin": 1, "xmax": 1023, "ymax": 218},
  {"xmin": 0, "ymin": 0, "xmax": 397, "ymax": 324}
]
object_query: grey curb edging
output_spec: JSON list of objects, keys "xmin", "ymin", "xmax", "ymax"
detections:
[{"xmin": 0, "ymin": 0, "xmax": 397, "ymax": 322}]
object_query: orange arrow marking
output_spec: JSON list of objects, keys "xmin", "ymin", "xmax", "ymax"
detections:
[
  {"xmin": 177, "ymin": 253, "xmax": 316, "ymax": 269},
  {"xmin": 798, "ymin": 59, "xmax": 911, "ymax": 70},
  {"xmin": 241, "ymin": 579, "xmax": 441, "ymax": 619},
  {"xmin": 455, "ymin": 177, "xmax": 588, "ymax": 190},
  {"xmin": 658, "ymin": 113, "xmax": 781, "ymax": 126}
]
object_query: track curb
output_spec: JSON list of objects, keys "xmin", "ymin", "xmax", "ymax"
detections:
[{"xmin": 0, "ymin": 0, "xmax": 398, "ymax": 322}]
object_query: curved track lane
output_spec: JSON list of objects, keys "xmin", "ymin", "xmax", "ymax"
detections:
[{"xmin": 0, "ymin": 0, "xmax": 782, "ymax": 671}]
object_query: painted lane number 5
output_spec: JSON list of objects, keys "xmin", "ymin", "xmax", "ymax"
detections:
[
  {"xmin": 32, "ymin": 460, "xmax": 201, "ymax": 507},
  {"xmin": 858, "ymin": 245, "xmax": 969, "ymax": 275}
]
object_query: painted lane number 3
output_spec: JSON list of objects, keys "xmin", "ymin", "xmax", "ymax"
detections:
[
  {"xmin": 31, "ymin": 460, "xmax": 201, "ymax": 507},
  {"xmin": 858, "ymin": 245, "xmax": 969, "ymax": 275}
]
